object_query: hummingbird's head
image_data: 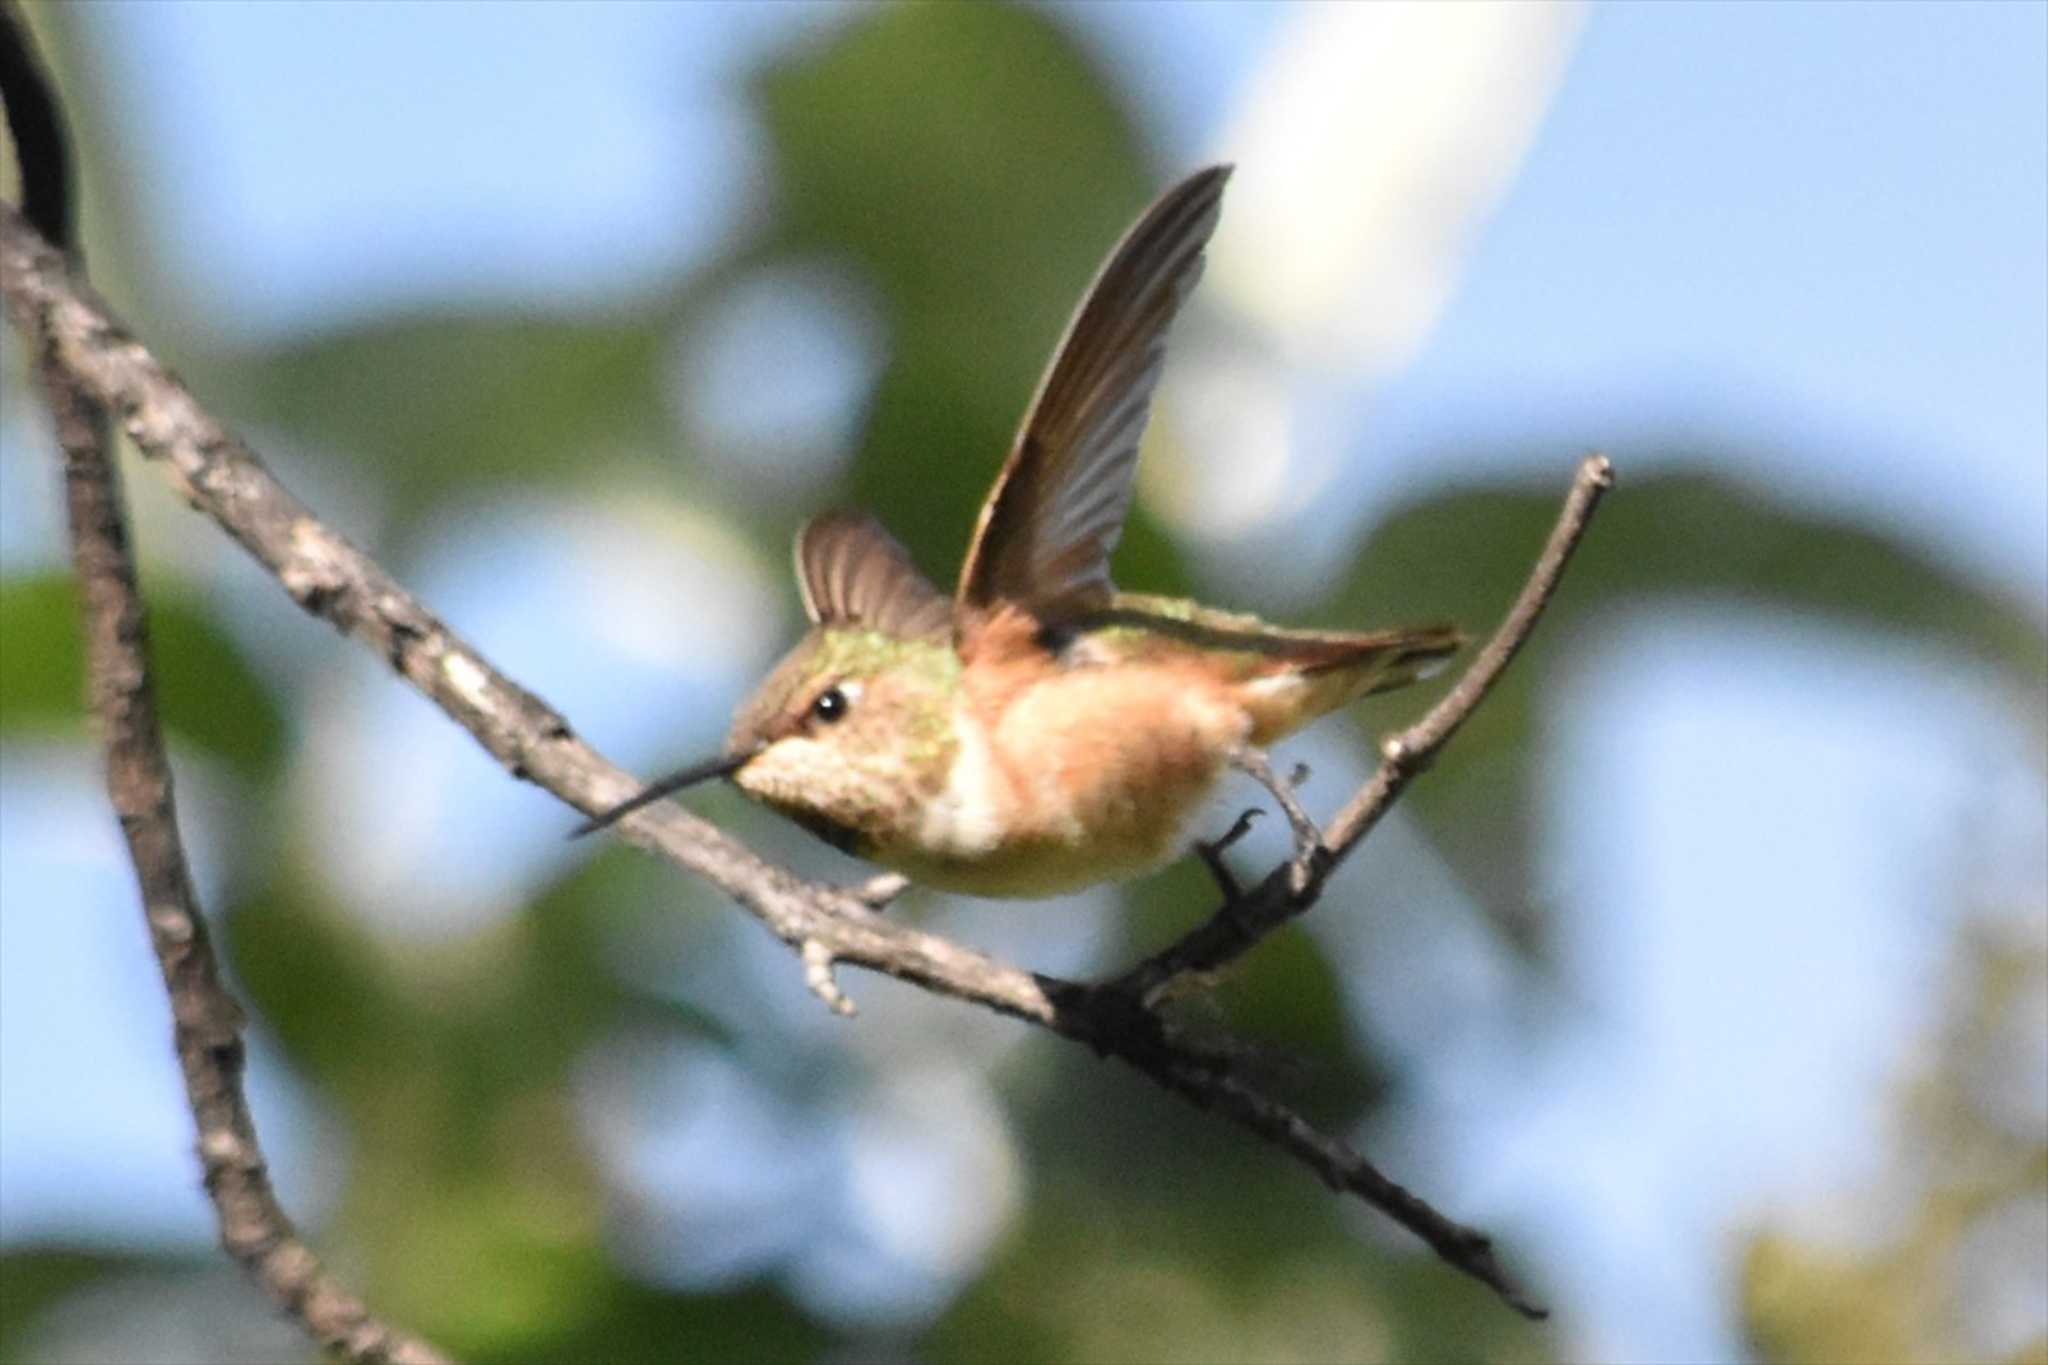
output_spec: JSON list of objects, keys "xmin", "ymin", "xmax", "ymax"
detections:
[{"xmin": 722, "ymin": 626, "xmax": 961, "ymax": 852}]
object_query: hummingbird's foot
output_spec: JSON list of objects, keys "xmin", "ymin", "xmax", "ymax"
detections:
[
  {"xmin": 1228, "ymin": 745, "xmax": 1326, "ymax": 891},
  {"xmin": 1194, "ymin": 807, "xmax": 1264, "ymax": 900},
  {"xmin": 854, "ymin": 871, "xmax": 911, "ymax": 910}
]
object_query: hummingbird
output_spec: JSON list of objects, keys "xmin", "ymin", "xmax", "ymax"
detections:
[{"xmin": 573, "ymin": 165, "xmax": 1461, "ymax": 897}]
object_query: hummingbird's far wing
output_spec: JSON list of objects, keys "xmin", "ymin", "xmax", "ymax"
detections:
[
  {"xmin": 796, "ymin": 511, "xmax": 953, "ymax": 641},
  {"xmin": 955, "ymin": 165, "xmax": 1230, "ymax": 627}
]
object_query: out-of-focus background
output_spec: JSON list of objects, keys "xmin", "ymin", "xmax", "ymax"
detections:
[{"xmin": 2, "ymin": 3, "xmax": 2042, "ymax": 1362}]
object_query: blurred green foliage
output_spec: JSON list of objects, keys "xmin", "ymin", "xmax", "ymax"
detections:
[
  {"xmin": 229, "ymin": 317, "xmax": 673, "ymax": 544},
  {"xmin": 1739, "ymin": 925, "xmax": 2048, "ymax": 1365},
  {"xmin": 0, "ymin": 574, "xmax": 285, "ymax": 779},
  {"xmin": 0, "ymin": 1249, "xmax": 117, "ymax": 1357},
  {"xmin": 3, "ymin": 3, "xmax": 2042, "ymax": 1363}
]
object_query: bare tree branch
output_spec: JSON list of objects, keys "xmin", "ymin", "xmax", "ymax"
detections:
[
  {"xmin": 0, "ymin": 11, "xmax": 449, "ymax": 1362},
  {"xmin": 0, "ymin": 184, "xmax": 1605, "ymax": 1318}
]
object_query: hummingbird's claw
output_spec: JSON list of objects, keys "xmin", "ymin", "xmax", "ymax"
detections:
[
  {"xmin": 1206, "ymin": 806, "xmax": 1264, "ymax": 856},
  {"xmin": 1194, "ymin": 807, "xmax": 1263, "ymax": 900}
]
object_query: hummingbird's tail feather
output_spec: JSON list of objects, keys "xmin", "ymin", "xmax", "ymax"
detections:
[{"xmin": 1236, "ymin": 623, "xmax": 1464, "ymax": 745}]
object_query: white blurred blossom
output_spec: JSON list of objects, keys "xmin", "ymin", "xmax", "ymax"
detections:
[{"xmin": 1151, "ymin": 1, "xmax": 1583, "ymax": 544}]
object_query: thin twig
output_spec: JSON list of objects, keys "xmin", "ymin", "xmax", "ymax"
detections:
[
  {"xmin": 1228, "ymin": 744, "xmax": 1326, "ymax": 892},
  {"xmin": 855, "ymin": 870, "xmax": 911, "ymax": 908},
  {"xmin": 1112, "ymin": 453, "xmax": 1615, "ymax": 999},
  {"xmin": 0, "ymin": 195, "xmax": 1597, "ymax": 1320},
  {"xmin": 801, "ymin": 938, "xmax": 857, "ymax": 1016},
  {"xmin": 1325, "ymin": 454, "xmax": 1615, "ymax": 856},
  {"xmin": 0, "ymin": 12, "xmax": 449, "ymax": 1362},
  {"xmin": 1160, "ymin": 1057, "xmax": 1550, "ymax": 1321}
]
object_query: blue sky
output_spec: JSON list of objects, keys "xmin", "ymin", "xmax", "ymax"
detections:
[{"xmin": 3, "ymin": 4, "xmax": 2043, "ymax": 1361}]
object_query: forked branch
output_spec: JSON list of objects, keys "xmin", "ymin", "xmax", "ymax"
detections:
[
  {"xmin": 1111, "ymin": 452, "xmax": 1614, "ymax": 1001},
  {"xmin": 0, "ymin": 171, "xmax": 1607, "ymax": 1324}
]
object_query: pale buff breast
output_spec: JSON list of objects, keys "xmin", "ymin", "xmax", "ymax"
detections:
[{"xmin": 874, "ymin": 662, "xmax": 1250, "ymax": 897}]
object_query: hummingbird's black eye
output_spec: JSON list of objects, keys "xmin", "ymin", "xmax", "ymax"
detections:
[{"xmin": 809, "ymin": 685, "xmax": 850, "ymax": 724}]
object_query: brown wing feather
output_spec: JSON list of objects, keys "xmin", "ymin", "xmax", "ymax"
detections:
[
  {"xmin": 956, "ymin": 165, "xmax": 1232, "ymax": 625},
  {"xmin": 795, "ymin": 511, "xmax": 951, "ymax": 641}
]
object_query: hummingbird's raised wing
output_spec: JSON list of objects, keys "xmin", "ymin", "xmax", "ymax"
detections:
[
  {"xmin": 955, "ymin": 165, "xmax": 1230, "ymax": 626},
  {"xmin": 796, "ymin": 511, "xmax": 952, "ymax": 641}
]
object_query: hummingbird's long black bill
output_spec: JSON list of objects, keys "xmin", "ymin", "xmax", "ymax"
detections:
[{"xmin": 567, "ymin": 750, "xmax": 752, "ymax": 838}]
